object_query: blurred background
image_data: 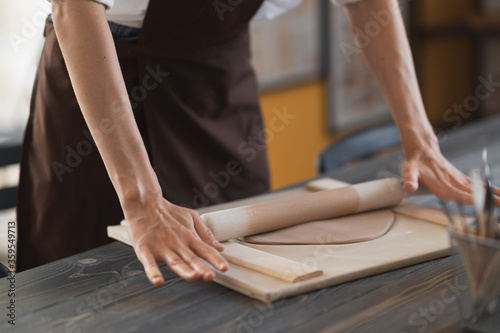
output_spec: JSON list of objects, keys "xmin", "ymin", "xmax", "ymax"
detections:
[
  {"xmin": 0, "ymin": 1, "xmax": 49, "ymax": 134},
  {"xmin": 256, "ymin": 0, "xmax": 500, "ymax": 189},
  {"xmin": 1, "ymin": 0, "xmax": 500, "ymax": 265}
]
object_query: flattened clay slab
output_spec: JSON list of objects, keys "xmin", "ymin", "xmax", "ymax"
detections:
[{"xmin": 242, "ymin": 209, "xmax": 395, "ymax": 245}]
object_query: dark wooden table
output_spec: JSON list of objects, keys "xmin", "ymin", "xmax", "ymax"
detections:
[{"xmin": 3, "ymin": 116, "xmax": 500, "ymax": 333}]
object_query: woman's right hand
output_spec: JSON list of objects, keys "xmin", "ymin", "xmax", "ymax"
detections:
[
  {"xmin": 122, "ymin": 195, "xmax": 229, "ymax": 285},
  {"xmin": 51, "ymin": 0, "xmax": 228, "ymax": 285}
]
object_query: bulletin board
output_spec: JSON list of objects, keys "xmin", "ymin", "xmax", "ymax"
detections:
[{"xmin": 250, "ymin": 0, "xmax": 323, "ymax": 90}]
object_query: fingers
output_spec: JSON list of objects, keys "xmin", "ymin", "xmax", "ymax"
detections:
[
  {"xmin": 168, "ymin": 233, "xmax": 228, "ymax": 281},
  {"xmin": 187, "ymin": 213, "xmax": 228, "ymax": 273},
  {"xmin": 494, "ymin": 195, "xmax": 500, "ymax": 207},
  {"xmin": 444, "ymin": 167, "xmax": 472, "ymax": 194},
  {"xmin": 401, "ymin": 161, "xmax": 419, "ymax": 193},
  {"xmin": 175, "ymin": 246, "xmax": 216, "ymax": 282},
  {"xmin": 424, "ymin": 168, "xmax": 474, "ymax": 204},
  {"xmin": 430, "ymin": 183, "xmax": 474, "ymax": 205},
  {"xmin": 401, "ymin": 150, "xmax": 476, "ymax": 204},
  {"xmin": 492, "ymin": 185, "xmax": 500, "ymax": 197},
  {"xmin": 429, "ymin": 167, "xmax": 500, "ymax": 206},
  {"xmin": 137, "ymin": 249, "xmax": 165, "ymax": 286},
  {"xmin": 146, "ymin": 266, "xmax": 164, "ymax": 286},
  {"xmin": 191, "ymin": 238, "xmax": 228, "ymax": 273},
  {"xmin": 481, "ymin": 184, "xmax": 500, "ymax": 207},
  {"xmin": 129, "ymin": 205, "xmax": 230, "ymax": 284},
  {"xmin": 161, "ymin": 247, "xmax": 204, "ymax": 282},
  {"xmin": 191, "ymin": 211, "xmax": 225, "ymax": 251}
]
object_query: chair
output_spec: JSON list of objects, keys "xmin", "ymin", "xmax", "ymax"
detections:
[
  {"xmin": 0, "ymin": 136, "xmax": 21, "ymax": 278},
  {"xmin": 0, "ymin": 262, "xmax": 12, "ymax": 278},
  {"xmin": 0, "ymin": 140, "xmax": 22, "ymax": 211},
  {"xmin": 318, "ymin": 122, "xmax": 401, "ymax": 173}
]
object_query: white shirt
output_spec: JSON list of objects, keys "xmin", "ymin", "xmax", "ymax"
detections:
[{"xmin": 48, "ymin": 0, "xmax": 360, "ymax": 28}]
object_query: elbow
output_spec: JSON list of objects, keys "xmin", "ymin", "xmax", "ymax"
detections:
[
  {"xmin": 51, "ymin": 0, "xmax": 107, "ymax": 25},
  {"xmin": 51, "ymin": 0, "xmax": 72, "ymax": 28}
]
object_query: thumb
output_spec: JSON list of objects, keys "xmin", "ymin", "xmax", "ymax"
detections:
[
  {"xmin": 192, "ymin": 212, "xmax": 225, "ymax": 252},
  {"xmin": 401, "ymin": 160, "xmax": 419, "ymax": 193}
]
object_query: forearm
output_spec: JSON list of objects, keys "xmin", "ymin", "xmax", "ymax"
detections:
[
  {"xmin": 342, "ymin": 0, "xmax": 436, "ymax": 156},
  {"xmin": 50, "ymin": 0, "xmax": 230, "ymax": 284},
  {"xmin": 51, "ymin": 0, "xmax": 161, "ymax": 213}
]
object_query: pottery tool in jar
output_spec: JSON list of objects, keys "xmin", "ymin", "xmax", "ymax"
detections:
[{"xmin": 444, "ymin": 148, "xmax": 500, "ymax": 332}]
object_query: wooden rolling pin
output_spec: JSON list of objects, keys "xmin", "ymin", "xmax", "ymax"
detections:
[
  {"xmin": 201, "ymin": 178, "xmax": 404, "ymax": 241},
  {"xmin": 305, "ymin": 177, "xmax": 470, "ymax": 227}
]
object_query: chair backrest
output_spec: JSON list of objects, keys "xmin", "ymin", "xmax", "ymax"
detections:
[
  {"xmin": 318, "ymin": 122, "xmax": 401, "ymax": 173},
  {"xmin": 0, "ymin": 262, "xmax": 12, "ymax": 278},
  {"xmin": 0, "ymin": 141, "xmax": 22, "ymax": 211}
]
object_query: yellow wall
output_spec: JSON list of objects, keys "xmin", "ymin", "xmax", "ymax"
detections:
[{"xmin": 259, "ymin": 80, "xmax": 337, "ymax": 189}]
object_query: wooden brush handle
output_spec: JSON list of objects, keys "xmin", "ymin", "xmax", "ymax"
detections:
[{"xmin": 201, "ymin": 178, "xmax": 403, "ymax": 241}]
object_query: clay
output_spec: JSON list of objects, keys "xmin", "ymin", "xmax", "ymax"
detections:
[
  {"xmin": 108, "ymin": 197, "xmax": 451, "ymax": 303},
  {"xmin": 201, "ymin": 178, "xmax": 403, "ymax": 242},
  {"xmin": 242, "ymin": 209, "xmax": 395, "ymax": 245}
]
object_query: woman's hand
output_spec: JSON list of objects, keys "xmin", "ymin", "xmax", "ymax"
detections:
[
  {"xmin": 122, "ymin": 197, "xmax": 228, "ymax": 286},
  {"xmin": 340, "ymin": 0, "xmax": 497, "ymax": 204},
  {"xmin": 400, "ymin": 141, "xmax": 473, "ymax": 203},
  {"xmin": 52, "ymin": 0, "xmax": 228, "ymax": 285},
  {"xmin": 400, "ymin": 139, "xmax": 500, "ymax": 205}
]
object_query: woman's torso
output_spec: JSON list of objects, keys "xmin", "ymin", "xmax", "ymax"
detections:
[{"xmin": 103, "ymin": 0, "xmax": 302, "ymax": 28}]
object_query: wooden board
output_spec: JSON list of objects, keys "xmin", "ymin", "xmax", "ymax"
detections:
[
  {"xmin": 107, "ymin": 225, "xmax": 323, "ymax": 283},
  {"xmin": 216, "ymin": 242, "xmax": 323, "ymax": 283},
  {"xmin": 209, "ymin": 215, "xmax": 450, "ymax": 302},
  {"xmin": 108, "ymin": 178, "xmax": 451, "ymax": 302}
]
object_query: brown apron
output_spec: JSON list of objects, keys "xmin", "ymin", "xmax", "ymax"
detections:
[{"xmin": 17, "ymin": 0, "xmax": 269, "ymax": 271}]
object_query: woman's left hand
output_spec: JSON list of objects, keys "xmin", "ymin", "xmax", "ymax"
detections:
[{"xmin": 400, "ymin": 142, "xmax": 500, "ymax": 205}]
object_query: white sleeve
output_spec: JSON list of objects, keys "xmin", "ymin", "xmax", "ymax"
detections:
[
  {"xmin": 330, "ymin": 0, "xmax": 363, "ymax": 6},
  {"xmin": 47, "ymin": 0, "xmax": 114, "ymax": 10},
  {"xmin": 252, "ymin": 0, "xmax": 302, "ymax": 21},
  {"xmin": 96, "ymin": 0, "xmax": 114, "ymax": 9}
]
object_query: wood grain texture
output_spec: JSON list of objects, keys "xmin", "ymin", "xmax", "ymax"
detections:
[
  {"xmin": 5, "ymin": 116, "xmax": 500, "ymax": 332},
  {"xmin": 111, "ymin": 208, "xmax": 451, "ymax": 302},
  {"xmin": 0, "ymin": 243, "xmax": 462, "ymax": 333},
  {"xmin": 110, "ymin": 178, "xmax": 449, "ymax": 303}
]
